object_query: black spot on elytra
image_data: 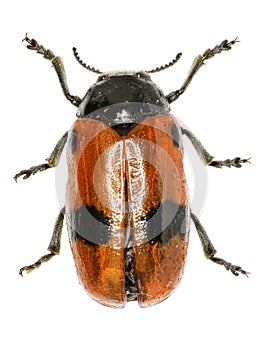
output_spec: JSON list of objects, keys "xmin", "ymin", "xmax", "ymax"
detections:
[
  {"xmin": 146, "ymin": 202, "xmax": 188, "ymax": 245},
  {"xmin": 68, "ymin": 205, "xmax": 111, "ymax": 246},
  {"xmin": 68, "ymin": 201, "xmax": 188, "ymax": 247}
]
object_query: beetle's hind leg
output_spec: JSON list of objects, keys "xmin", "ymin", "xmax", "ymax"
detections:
[
  {"xmin": 14, "ymin": 163, "xmax": 51, "ymax": 181},
  {"xmin": 181, "ymin": 127, "xmax": 250, "ymax": 168},
  {"xmin": 14, "ymin": 131, "xmax": 68, "ymax": 181},
  {"xmin": 191, "ymin": 212, "xmax": 249, "ymax": 277},
  {"xmin": 19, "ymin": 208, "xmax": 65, "ymax": 276}
]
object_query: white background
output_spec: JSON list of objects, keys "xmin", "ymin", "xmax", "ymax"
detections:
[{"xmin": 1, "ymin": 1, "xmax": 262, "ymax": 349}]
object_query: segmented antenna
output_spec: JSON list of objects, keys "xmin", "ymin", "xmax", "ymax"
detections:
[
  {"xmin": 72, "ymin": 47, "xmax": 103, "ymax": 74},
  {"xmin": 146, "ymin": 53, "xmax": 182, "ymax": 74}
]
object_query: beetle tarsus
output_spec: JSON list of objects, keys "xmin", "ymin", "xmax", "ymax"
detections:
[
  {"xmin": 210, "ymin": 256, "xmax": 250, "ymax": 277},
  {"xmin": 14, "ymin": 163, "xmax": 51, "ymax": 182},
  {"xmin": 22, "ymin": 33, "xmax": 55, "ymax": 60},
  {"xmin": 201, "ymin": 37, "xmax": 239, "ymax": 61},
  {"xmin": 19, "ymin": 252, "xmax": 55, "ymax": 276},
  {"xmin": 209, "ymin": 157, "xmax": 251, "ymax": 168}
]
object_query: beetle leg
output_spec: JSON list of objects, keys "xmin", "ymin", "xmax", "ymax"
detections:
[
  {"xmin": 22, "ymin": 33, "xmax": 81, "ymax": 107},
  {"xmin": 166, "ymin": 37, "xmax": 239, "ymax": 104},
  {"xmin": 191, "ymin": 212, "xmax": 249, "ymax": 277},
  {"xmin": 14, "ymin": 131, "xmax": 68, "ymax": 181},
  {"xmin": 208, "ymin": 157, "xmax": 251, "ymax": 168},
  {"xmin": 19, "ymin": 207, "xmax": 65, "ymax": 276},
  {"xmin": 181, "ymin": 127, "xmax": 250, "ymax": 168}
]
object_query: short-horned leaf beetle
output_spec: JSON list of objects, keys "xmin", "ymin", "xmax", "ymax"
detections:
[{"xmin": 15, "ymin": 34, "xmax": 249, "ymax": 308}]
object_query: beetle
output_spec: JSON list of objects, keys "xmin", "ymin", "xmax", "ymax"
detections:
[{"xmin": 15, "ymin": 34, "xmax": 249, "ymax": 308}]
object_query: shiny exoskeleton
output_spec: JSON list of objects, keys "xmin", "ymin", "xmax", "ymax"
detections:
[{"xmin": 15, "ymin": 35, "xmax": 249, "ymax": 308}]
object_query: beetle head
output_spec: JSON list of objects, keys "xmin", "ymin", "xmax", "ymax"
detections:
[{"xmin": 77, "ymin": 71, "xmax": 170, "ymax": 117}]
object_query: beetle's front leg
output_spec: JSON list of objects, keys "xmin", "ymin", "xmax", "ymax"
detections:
[
  {"xmin": 166, "ymin": 37, "xmax": 239, "ymax": 103},
  {"xmin": 14, "ymin": 131, "xmax": 68, "ymax": 181},
  {"xmin": 181, "ymin": 127, "xmax": 250, "ymax": 169},
  {"xmin": 22, "ymin": 34, "xmax": 81, "ymax": 106}
]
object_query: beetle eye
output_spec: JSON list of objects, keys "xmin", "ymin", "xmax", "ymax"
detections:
[
  {"xmin": 97, "ymin": 75, "xmax": 107, "ymax": 82},
  {"xmin": 136, "ymin": 71, "xmax": 151, "ymax": 80}
]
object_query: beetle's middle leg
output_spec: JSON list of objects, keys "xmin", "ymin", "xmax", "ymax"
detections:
[
  {"xmin": 19, "ymin": 207, "xmax": 65, "ymax": 276},
  {"xmin": 14, "ymin": 131, "xmax": 68, "ymax": 181},
  {"xmin": 191, "ymin": 212, "xmax": 249, "ymax": 277},
  {"xmin": 181, "ymin": 127, "xmax": 250, "ymax": 168}
]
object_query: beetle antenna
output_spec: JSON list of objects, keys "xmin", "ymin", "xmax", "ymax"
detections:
[
  {"xmin": 146, "ymin": 53, "xmax": 182, "ymax": 74},
  {"xmin": 72, "ymin": 47, "xmax": 103, "ymax": 74}
]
